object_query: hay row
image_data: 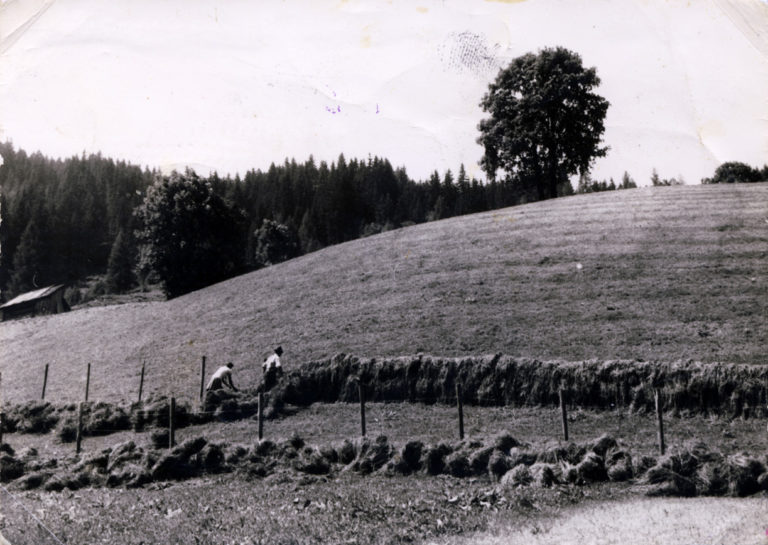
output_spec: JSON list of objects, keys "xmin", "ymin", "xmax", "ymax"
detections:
[
  {"xmin": 269, "ymin": 354, "xmax": 768, "ymax": 415},
  {"xmin": 2, "ymin": 432, "xmax": 766, "ymax": 499}
]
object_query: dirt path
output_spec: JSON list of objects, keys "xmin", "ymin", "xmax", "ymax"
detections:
[{"xmin": 436, "ymin": 497, "xmax": 768, "ymax": 545}]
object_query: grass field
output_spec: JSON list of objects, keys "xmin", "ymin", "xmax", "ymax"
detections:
[
  {"xmin": 1, "ymin": 183, "xmax": 766, "ymax": 405},
  {"xmin": 1, "ymin": 184, "xmax": 767, "ymax": 544}
]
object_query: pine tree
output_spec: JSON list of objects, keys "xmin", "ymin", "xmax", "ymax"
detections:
[{"xmin": 106, "ymin": 229, "xmax": 136, "ymax": 293}]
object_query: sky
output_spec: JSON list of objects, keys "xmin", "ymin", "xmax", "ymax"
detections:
[{"xmin": 0, "ymin": 0, "xmax": 766, "ymax": 185}]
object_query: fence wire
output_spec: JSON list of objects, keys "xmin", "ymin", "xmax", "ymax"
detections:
[{"xmin": 0, "ymin": 486, "xmax": 66, "ymax": 545}]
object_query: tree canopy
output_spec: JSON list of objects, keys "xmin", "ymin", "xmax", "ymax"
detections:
[
  {"xmin": 477, "ymin": 46, "xmax": 610, "ymax": 201},
  {"xmin": 134, "ymin": 170, "xmax": 245, "ymax": 298}
]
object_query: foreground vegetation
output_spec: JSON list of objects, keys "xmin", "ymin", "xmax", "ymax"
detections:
[{"xmin": 1, "ymin": 401, "xmax": 767, "ymax": 544}]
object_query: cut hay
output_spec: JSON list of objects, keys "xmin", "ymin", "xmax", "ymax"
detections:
[
  {"xmin": 260, "ymin": 355, "xmax": 768, "ymax": 415},
  {"xmin": 488, "ymin": 451, "xmax": 510, "ymax": 481},
  {"xmin": 424, "ymin": 443, "xmax": 452, "ymax": 476},
  {"xmin": 508, "ymin": 447, "xmax": 537, "ymax": 468},
  {"xmin": 468, "ymin": 446, "xmax": 493, "ymax": 476},
  {"xmin": 0, "ymin": 454, "xmax": 24, "ymax": 483},
  {"xmin": 500, "ymin": 464, "xmax": 532, "ymax": 488},
  {"xmin": 445, "ymin": 452, "xmax": 471, "ymax": 478},
  {"xmin": 352, "ymin": 436, "xmax": 394, "ymax": 475},
  {"xmin": 400, "ymin": 441, "xmax": 424, "ymax": 472},
  {"xmin": 575, "ymin": 452, "xmax": 606, "ymax": 483},
  {"xmin": 529, "ymin": 463, "xmax": 557, "ymax": 487},
  {"xmin": 588, "ymin": 434, "xmax": 618, "ymax": 457}
]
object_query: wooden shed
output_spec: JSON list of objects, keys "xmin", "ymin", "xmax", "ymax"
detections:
[{"xmin": 0, "ymin": 285, "xmax": 70, "ymax": 321}]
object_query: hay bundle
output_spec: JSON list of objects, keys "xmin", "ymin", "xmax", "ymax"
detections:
[
  {"xmin": 294, "ymin": 450, "xmax": 332, "ymax": 475},
  {"xmin": 757, "ymin": 472, "xmax": 768, "ymax": 492},
  {"xmin": 508, "ymin": 447, "xmax": 537, "ymax": 468},
  {"xmin": 107, "ymin": 463, "xmax": 151, "ymax": 488},
  {"xmin": 174, "ymin": 437, "xmax": 207, "ymax": 459},
  {"xmin": 468, "ymin": 446, "xmax": 493, "ymax": 476},
  {"xmin": 536, "ymin": 443, "xmax": 568, "ymax": 464},
  {"xmin": 225, "ymin": 445, "xmax": 248, "ymax": 465},
  {"xmin": 319, "ymin": 445, "xmax": 339, "ymax": 465},
  {"xmin": 559, "ymin": 462, "xmax": 578, "ymax": 483},
  {"xmin": 492, "ymin": 432, "xmax": 521, "ymax": 452},
  {"xmin": 424, "ymin": 443, "xmax": 453, "ymax": 476},
  {"xmin": 726, "ymin": 454, "xmax": 764, "ymax": 497},
  {"xmin": 84, "ymin": 402, "xmax": 130, "ymax": 436},
  {"xmin": 197, "ymin": 444, "xmax": 225, "ymax": 471},
  {"xmin": 74, "ymin": 450, "xmax": 110, "ymax": 474},
  {"xmin": 56, "ymin": 417, "xmax": 77, "ymax": 443},
  {"xmin": 338, "ymin": 440, "xmax": 357, "ymax": 465},
  {"xmin": 150, "ymin": 429, "xmax": 170, "ymax": 449},
  {"xmin": 500, "ymin": 464, "xmax": 532, "ymax": 488},
  {"xmin": 0, "ymin": 443, "xmax": 14, "ymax": 456},
  {"xmin": 589, "ymin": 434, "xmax": 618, "ymax": 457},
  {"xmin": 253, "ymin": 440, "xmax": 276, "ymax": 457},
  {"xmin": 11, "ymin": 401, "xmax": 59, "ymax": 434},
  {"xmin": 575, "ymin": 451, "xmax": 607, "ymax": 483},
  {"xmin": 353, "ymin": 436, "xmax": 394, "ymax": 475},
  {"xmin": 488, "ymin": 451, "xmax": 510, "ymax": 481},
  {"xmin": 150, "ymin": 451, "xmax": 196, "ymax": 481},
  {"xmin": 0, "ymin": 454, "xmax": 24, "ymax": 483},
  {"xmin": 446, "ymin": 452, "xmax": 471, "ymax": 478},
  {"xmin": 696, "ymin": 461, "xmax": 729, "ymax": 496},
  {"xmin": 18, "ymin": 471, "xmax": 50, "ymax": 490},
  {"xmin": 633, "ymin": 455, "xmax": 657, "ymax": 477},
  {"xmin": 385, "ymin": 454, "xmax": 412, "ymax": 476},
  {"xmin": 106, "ymin": 441, "xmax": 140, "ymax": 472},
  {"xmin": 605, "ymin": 448, "xmax": 633, "ymax": 482},
  {"xmin": 401, "ymin": 441, "xmax": 424, "ymax": 472},
  {"xmin": 530, "ymin": 463, "xmax": 557, "ymax": 487}
]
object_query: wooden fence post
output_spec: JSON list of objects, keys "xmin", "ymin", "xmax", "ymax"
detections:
[
  {"xmin": 169, "ymin": 397, "xmax": 176, "ymax": 449},
  {"xmin": 358, "ymin": 381, "xmax": 366, "ymax": 438},
  {"xmin": 41, "ymin": 364, "xmax": 49, "ymax": 400},
  {"xmin": 85, "ymin": 363, "xmax": 91, "ymax": 402},
  {"xmin": 258, "ymin": 392, "xmax": 264, "ymax": 441},
  {"xmin": 456, "ymin": 382, "xmax": 464, "ymax": 440},
  {"xmin": 560, "ymin": 388, "xmax": 569, "ymax": 441},
  {"xmin": 138, "ymin": 362, "xmax": 145, "ymax": 402},
  {"xmin": 655, "ymin": 388, "xmax": 665, "ymax": 455},
  {"xmin": 199, "ymin": 356, "xmax": 207, "ymax": 404},
  {"xmin": 76, "ymin": 402, "xmax": 84, "ymax": 454}
]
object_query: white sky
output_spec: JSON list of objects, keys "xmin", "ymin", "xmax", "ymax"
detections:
[{"xmin": 0, "ymin": 0, "xmax": 766, "ymax": 185}]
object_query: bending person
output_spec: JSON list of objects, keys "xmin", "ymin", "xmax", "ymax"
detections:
[{"xmin": 206, "ymin": 362, "xmax": 239, "ymax": 392}]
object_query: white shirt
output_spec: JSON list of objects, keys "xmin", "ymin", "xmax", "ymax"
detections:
[
  {"xmin": 263, "ymin": 353, "xmax": 281, "ymax": 371},
  {"xmin": 206, "ymin": 366, "xmax": 232, "ymax": 389}
]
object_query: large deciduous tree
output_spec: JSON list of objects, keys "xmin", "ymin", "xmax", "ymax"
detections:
[
  {"xmin": 477, "ymin": 47, "xmax": 610, "ymax": 201},
  {"xmin": 134, "ymin": 170, "xmax": 245, "ymax": 299}
]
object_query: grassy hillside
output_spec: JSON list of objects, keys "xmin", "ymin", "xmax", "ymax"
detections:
[{"xmin": 1, "ymin": 183, "xmax": 766, "ymax": 404}]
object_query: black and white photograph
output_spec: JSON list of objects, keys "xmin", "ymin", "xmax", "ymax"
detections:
[{"xmin": 0, "ymin": 0, "xmax": 767, "ymax": 543}]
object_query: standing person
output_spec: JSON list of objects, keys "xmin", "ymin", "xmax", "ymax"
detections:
[
  {"xmin": 206, "ymin": 362, "xmax": 238, "ymax": 392},
  {"xmin": 262, "ymin": 346, "xmax": 283, "ymax": 390}
]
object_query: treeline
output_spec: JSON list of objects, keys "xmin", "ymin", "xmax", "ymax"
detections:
[
  {"xmin": 0, "ymin": 143, "xmax": 151, "ymax": 297},
  {"xmin": 0, "ymin": 144, "xmax": 528, "ymax": 301},
  {"xmin": 701, "ymin": 161, "xmax": 768, "ymax": 185}
]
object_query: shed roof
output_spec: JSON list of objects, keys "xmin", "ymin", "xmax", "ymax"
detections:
[{"xmin": 0, "ymin": 285, "xmax": 65, "ymax": 309}]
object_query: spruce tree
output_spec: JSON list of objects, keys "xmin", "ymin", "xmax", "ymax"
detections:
[{"xmin": 106, "ymin": 229, "xmax": 136, "ymax": 293}]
